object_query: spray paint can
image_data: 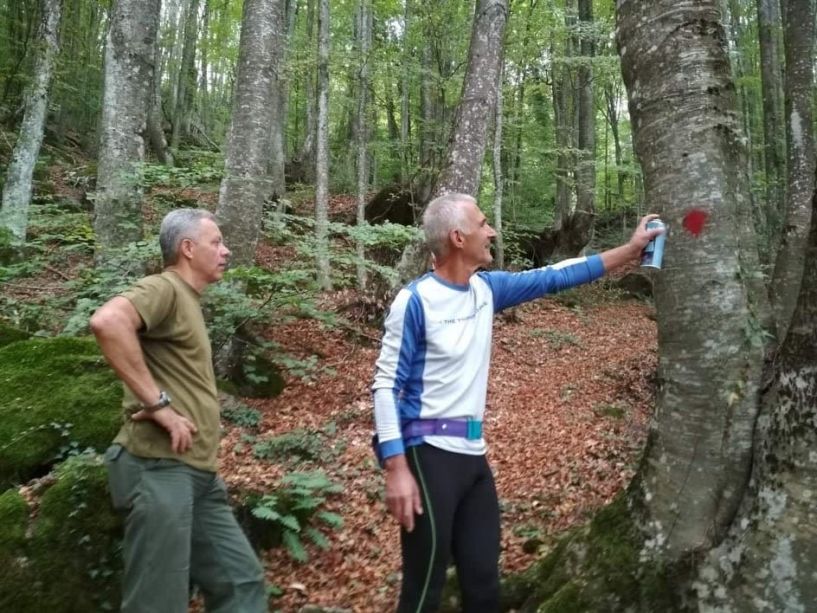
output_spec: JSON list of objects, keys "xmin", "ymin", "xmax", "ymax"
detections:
[{"xmin": 641, "ymin": 219, "xmax": 667, "ymax": 269}]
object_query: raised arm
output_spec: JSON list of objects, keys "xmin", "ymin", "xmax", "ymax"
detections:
[{"xmin": 599, "ymin": 214, "xmax": 663, "ymax": 272}]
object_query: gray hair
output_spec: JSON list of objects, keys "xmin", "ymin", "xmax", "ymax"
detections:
[
  {"xmin": 422, "ymin": 193, "xmax": 475, "ymax": 257},
  {"xmin": 159, "ymin": 208, "xmax": 216, "ymax": 265}
]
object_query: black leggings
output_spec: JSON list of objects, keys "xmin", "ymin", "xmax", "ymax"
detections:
[{"xmin": 397, "ymin": 444, "xmax": 500, "ymax": 613}]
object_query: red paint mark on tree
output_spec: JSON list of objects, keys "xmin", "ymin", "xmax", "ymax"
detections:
[{"xmin": 682, "ymin": 209, "xmax": 709, "ymax": 237}]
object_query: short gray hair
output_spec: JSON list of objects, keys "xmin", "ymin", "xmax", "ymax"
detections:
[
  {"xmin": 422, "ymin": 193, "xmax": 475, "ymax": 257},
  {"xmin": 159, "ymin": 208, "xmax": 216, "ymax": 265}
]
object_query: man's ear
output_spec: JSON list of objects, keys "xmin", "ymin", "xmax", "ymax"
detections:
[
  {"xmin": 179, "ymin": 238, "xmax": 195, "ymax": 261},
  {"xmin": 449, "ymin": 228, "xmax": 464, "ymax": 250}
]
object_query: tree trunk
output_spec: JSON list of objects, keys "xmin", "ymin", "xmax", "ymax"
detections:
[
  {"xmin": 756, "ymin": 0, "xmax": 786, "ymax": 247},
  {"xmin": 0, "ymin": 0, "xmax": 62, "ymax": 243},
  {"xmin": 267, "ymin": 0, "xmax": 292, "ymax": 202},
  {"xmin": 393, "ymin": 0, "xmax": 509, "ymax": 287},
  {"xmin": 399, "ymin": 0, "xmax": 412, "ymax": 184},
  {"xmin": 170, "ymin": 0, "xmax": 199, "ymax": 150},
  {"xmin": 314, "ymin": 0, "xmax": 331, "ymax": 289},
  {"xmin": 618, "ymin": 0, "xmax": 768, "ymax": 560},
  {"xmin": 215, "ymin": 0, "xmax": 282, "ymax": 267},
  {"xmin": 769, "ymin": 0, "xmax": 815, "ymax": 344},
  {"xmin": 569, "ymin": 0, "xmax": 595, "ymax": 252},
  {"xmin": 93, "ymin": 0, "xmax": 161, "ymax": 254},
  {"xmin": 297, "ymin": 0, "xmax": 316, "ymax": 178},
  {"xmin": 147, "ymin": 39, "xmax": 173, "ymax": 165},
  {"xmin": 492, "ymin": 59, "xmax": 505, "ymax": 269},
  {"xmin": 355, "ymin": 0, "xmax": 372, "ymax": 290}
]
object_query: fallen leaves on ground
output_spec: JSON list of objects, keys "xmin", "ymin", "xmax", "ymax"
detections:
[{"xmin": 219, "ymin": 287, "xmax": 656, "ymax": 612}]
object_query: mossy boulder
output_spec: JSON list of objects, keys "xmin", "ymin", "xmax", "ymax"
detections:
[
  {"xmin": 0, "ymin": 336, "xmax": 122, "ymax": 488},
  {"xmin": 0, "ymin": 321, "xmax": 30, "ymax": 348},
  {"xmin": 0, "ymin": 454, "xmax": 123, "ymax": 612}
]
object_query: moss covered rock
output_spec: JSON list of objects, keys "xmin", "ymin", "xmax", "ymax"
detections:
[
  {"xmin": 0, "ymin": 455, "xmax": 123, "ymax": 612},
  {"xmin": 0, "ymin": 321, "xmax": 30, "ymax": 348},
  {"xmin": 0, "ymin": 337, "xmax": 122, "ymax": 488}
]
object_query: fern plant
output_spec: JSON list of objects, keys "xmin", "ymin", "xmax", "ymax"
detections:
[{"xmin": 247, "ymin": 470, "xmax": 343, "ymax": 562}]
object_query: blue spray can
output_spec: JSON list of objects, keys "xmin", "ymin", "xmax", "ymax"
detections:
[{"xmin": 640, "ymin": 219, "xmax": 667, "ymax": 269}]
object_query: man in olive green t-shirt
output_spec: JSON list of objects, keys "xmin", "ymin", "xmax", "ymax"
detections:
[{"xmin": 90, "ymin": 209, "xmax": 266, "ymax": 613}]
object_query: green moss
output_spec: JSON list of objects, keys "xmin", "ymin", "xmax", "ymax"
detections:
[
  {"xmin": 0, "ymin": 489, "xmax": 28, "ymax": 552},
  {"xmin": 0, "ymin": 337, "xmax": 122, "ymax": 487},
  {"xmin": 28, "ymin": 454, "xmax": 122, "ymax": 611},
  {"xmin": 0, "ymin": 321, "xmax": 30, "ymax": 348},
  {"xmin": 508, "ymin": 495, "xmax": 680, "ymax": 612}
]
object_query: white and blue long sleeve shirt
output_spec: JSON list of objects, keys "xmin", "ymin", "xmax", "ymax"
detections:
[{"xmin": 372, "ymin": 255, "xmax": 606, "ymax": 460}]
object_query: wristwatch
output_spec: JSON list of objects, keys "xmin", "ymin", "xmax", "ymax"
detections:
[{"xmin": 144, "ymin": 391, "xmax": 171, "ymax": 412}]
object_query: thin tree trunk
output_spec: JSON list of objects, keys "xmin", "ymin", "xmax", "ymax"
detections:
[
  {"xmin": 93, "ymin": 0, "xmax": 161, "ymax": 254},
  {"xmin": 147, "ymin": 39, "xmax": 173, "ymax": 165},
  {"xmin": 756, "ymin": 0, "xmax": 785, "ymax": 247},
  {"xmin": 314, "ymin": 0, "xmax": 331, "ymax": 289},
  {"xmin": 216, "ymin": 0, "xmax": 282, "ymax": 266},
  {"xmin": 355, "ymin": 0, "xmax": 372, "ymax": 290},
  {"xmin": 267, "ymin": 0, "xmax": 291, "ymax": 201},
  {"xmin": 571, "ymin": 0, "xmax": 595, "ymax": 248},
  {"xmin": 492, "ymin": 60, "xmax": 505, "ymax": 269},
  {"xmin": 170, "ymin": 0, "xmax": 199, "ymax": 150},
  {"xmin": 0, "ymin": 0, "xmax": 62, "ymax": 243},
  {"xmin": 769, "ymin": 0, "xmax": 815, "ymax": 343},
  {"xmin": 297, "ymin": 0, "xmax": 316, "ymax": 176},
  {"xmin": 400, "ymin": 0, "xmax": 411, "ymax": 184}
]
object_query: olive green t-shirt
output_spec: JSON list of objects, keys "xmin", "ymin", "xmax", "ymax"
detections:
[{"xmin": 113, "ymin": 271, "xmax": 220, "ymax": 471}]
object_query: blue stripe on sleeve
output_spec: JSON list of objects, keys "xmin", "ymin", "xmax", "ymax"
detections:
[
  {"xmin": 396, "ymin": 287, "xmax": 426, "ymax": 421},
  {"xmin": 480, "ymin": 254, "xmax": 605, "ymax": 312}
]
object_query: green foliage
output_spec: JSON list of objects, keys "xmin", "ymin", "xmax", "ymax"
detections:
[
  {"xmin": 141, "ymin": 153, "xmax": 224, "ymax": 188},
  {"xmin": 0, "ymin": 337, "xmax": 121, "ymax": 488},
  {"xmin": 244, "ymin": 470, "xmax": 343, "ymax": 562},
  {"xmin": 0, "ymin": 320, "xmax": 30, "ymax": 347},
  {"xmin": 222, "ymin": 403, "xmax": 263, "ymax": 429},
  {"xmin": 253, "ymin": 428, "xmax": 331, "ymax": 464}
]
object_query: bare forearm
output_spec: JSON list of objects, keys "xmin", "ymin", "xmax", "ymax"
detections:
[{"xmin": 599, "ymin": 242, "xmax": 641, "ymax": 273}]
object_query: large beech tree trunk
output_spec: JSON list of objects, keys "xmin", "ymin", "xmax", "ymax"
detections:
[
  {"xmin": 93, "ymin": 0, "xmax": 161, "ymax": 254},
  {"xmin": 314, "ymin": 0, "xmax": 331, "ymax": 289},
  {"xmin": 769, "ymin": 0, "xmax": 815, "ymax": 344},
  {"xmin": 618, "ymin": 0, "xmax": 768, "ymax": 561},
  {"xmin": 216, "ymin": 0, "xmax": 282, "ymax": 267},
  {"xmin": 0, "ymin": 0, "xmax": 62, "ymax": 242}
]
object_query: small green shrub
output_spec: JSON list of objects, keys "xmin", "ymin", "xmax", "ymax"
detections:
[
  {"xmin": 222, "ymin": 404, "xmax": 263, "ymax": 429},
  {"xmin": 239, "ymin": 470, "xmax": 343, "ymax": 562},
  {"xmin": 252, "ymin": 428, "xmax": 329, "ymax": 464}
]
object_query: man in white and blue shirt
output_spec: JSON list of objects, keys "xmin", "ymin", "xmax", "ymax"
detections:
[{"xmin": 372, "ymin": 193, "xmax": 662, "ymax": 612}]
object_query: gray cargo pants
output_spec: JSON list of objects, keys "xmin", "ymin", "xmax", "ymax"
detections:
[{"xmin": 104, "ymin": 444, "xmax": 267, "ymax": 613}]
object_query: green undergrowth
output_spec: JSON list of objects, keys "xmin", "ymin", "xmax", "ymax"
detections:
[
  {"xmin": 0, "ymin": 454, "xmax": 123, "ymax": 612},
  {"xmin": 0, "ymin": 336, "xmax": 121, "ymax": 488},
  {"xmin": 498, "ymin": 495, "xmax": 681, "ymax": 612}
]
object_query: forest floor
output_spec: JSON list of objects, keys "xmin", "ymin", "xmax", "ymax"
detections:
[
  {"xmin": 3, "ymin": 163, "xmax": 658, "ymax": 612},
  {"xmin": 223, "ymin": 282, "xmax": 657, "ymax": 612}
]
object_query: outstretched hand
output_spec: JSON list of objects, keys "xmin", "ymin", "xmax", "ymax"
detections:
[
  {"xmin": 132, "ymin": 406, "xmax": 198, "ymax": 454},
  {"xmin": 628, "ymin": 214, "xmax": 664, "ymax": 252}
]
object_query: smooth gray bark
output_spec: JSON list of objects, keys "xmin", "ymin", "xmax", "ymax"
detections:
[
  {"xmin": 0, "ymin": 0, "xmax": 62, "ymax": 242},
  {"xmin": 492, "ymin": 60, "xmax": 505, "ymax": 269},
  {"xmin": 267, "ymin": 0, "xmax": 290, "ymax": 201},
  {"xmin": 756, "ymin": 0, "xmax": 785, "ymax": 242},
  {"xmin": 297, "ymin": 0, "xmax": 316, "ymax": 175},
  {"xmin": 769, "ymin": 0, "xmax": 815, "ymax": 344},
  {"xmin": 147, "ymin": 39, "xmax": 173, "ymax": 165},
  {"xmin": 355, "ymin": 0, "xmax": 372, "ymax": 290},
  {"xmin": 93, "ymin": 0, "xmax": 161, "ymax": 252},
  {"xmin": 170, "ymin": 0, "xmax": 199, "ymax": 150},
  {"xmin": 393, "ymin": 0, "xmax": 509, "ymax": 287},
  {"xmin": 216, "ymin": 0, "xmax": 282, "ymax": 267},
  {"xmin": 572, "ymin": 0, "xmax": 595, "ymax": 249},
  {"xmin": 399, "ymin": 0, "xmax": 411, "ymax": 183},
  {"xmin": 314, "ymin": 0, "xmax": 331, "ymax": 289},
  {"xmin": 617, "ymin": 0, "xmax": 767, "ymax": 560}
]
